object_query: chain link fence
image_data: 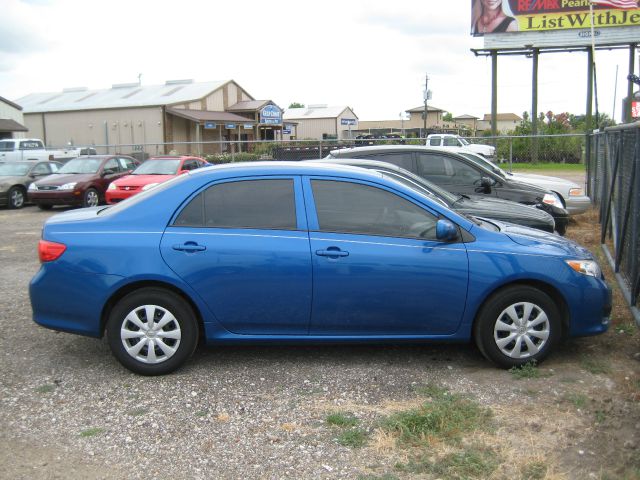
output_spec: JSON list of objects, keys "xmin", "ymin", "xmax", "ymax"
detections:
[{"xmin": 587, "ymin": 123, "xmax": 640, "ymax": 324}]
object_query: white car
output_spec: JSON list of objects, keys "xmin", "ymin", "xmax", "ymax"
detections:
[
  {"xmin": 426, "ymin": 134, "xmax": 495, "ymax": 159},
  {"xmin": 456, "ymin": 149, "xmax": 591, "ymax": 215}
]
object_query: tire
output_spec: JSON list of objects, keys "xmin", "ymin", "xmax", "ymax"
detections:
[
  {"xmin": 83, "ymin": 188, "xmax": 100, "ymax": 207},
  {"xmin": 473, "ymin": 285, "xmax": 561, "ymax": 368},
  {"xmin": 37, "ymin": 204, "xmax": 53, "ymax": 211},
  {"xmin": 106, "ymin": 288, "xmax": 199, "ymax": 375},
  {"xmin": 7, "ymin": 186, "xmax": 25, "ymax": 209}
]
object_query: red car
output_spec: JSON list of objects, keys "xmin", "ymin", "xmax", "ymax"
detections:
[
  {"xmin": 106, "ymin": 156, "xmax": 209, "ymax": 204},
  {"xmin": 28, "ymin": 155, "xmax": 139, "ymax": 209}
]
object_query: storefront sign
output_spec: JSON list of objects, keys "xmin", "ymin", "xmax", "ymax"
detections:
[
  {"xmin": 243, "ymin": 124, "xmax": 254, "ymax": 129},
  {"xmin": 283, "ymin": 129, "xmax": 292, "ymax": 134},
  {"xmin": 341, "ymin": 118, "xmax": 357, "ymax": 126},
  {"xmin": 632, "ymin": 101, "xmax": 640, "ymax": 119},
  {"xmin": 260, "ymin": 105, "xmax": 282, "ymax": 125},
  {"xmin": 204, "ymin": 121, "xmax": 217, "ymax": 129},
  {"xmin": 225, "ymin": 123, "xmax": 236, "ymax": 129}
]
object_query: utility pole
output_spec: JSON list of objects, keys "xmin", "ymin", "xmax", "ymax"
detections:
[{"xmin": 423, "ymin": 74, "xmax": 429, "ymax": 139}]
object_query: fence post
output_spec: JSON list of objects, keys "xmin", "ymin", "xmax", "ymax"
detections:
[
  {"xmin": 509, "ymin": 137, "xmax": 513, "ymax": 171},
  {"xmin": 630, "ymin": 128, "xmax": 640, "ymax": 306},
  {"xmin": 319, "ymin": 139, "xmax": 323, "ymax": 159}
]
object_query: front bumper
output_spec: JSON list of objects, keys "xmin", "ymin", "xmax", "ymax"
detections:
[
  {"xmin": 28, "ymin": 190, "xmax": 83, "ymax": 206},
  {"xmin": 105, "ymin": 189, "xmax": 137, "ymax": 204},
  {"xmin": 536, "ymin": 203, "xmax": 569, "ymax": 234}
]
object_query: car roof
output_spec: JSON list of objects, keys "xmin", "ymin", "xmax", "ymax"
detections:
[
  {"xmin": 330, "ymin": 145, "xmax": 469, "ymax": 156},
  {"xmin": 191, "ymin": 160, "xmax": 384, "ymax": 179},
  {"xmin": 148, "ymin": 156, "xmax": 204, "ymax": 160}
]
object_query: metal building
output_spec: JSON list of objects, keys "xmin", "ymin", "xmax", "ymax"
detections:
[
  {"xmin": 282, "ymin": 105, "xmax": 358, "ymax": 140},
  {"xmin": 0, "ymin": 96, "xmax": 28, "ymax": 139}
]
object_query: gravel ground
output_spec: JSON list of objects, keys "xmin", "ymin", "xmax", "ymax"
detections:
[{"xmin": 1, "ymin": 194, "xmax": 638, "ymax": 479}]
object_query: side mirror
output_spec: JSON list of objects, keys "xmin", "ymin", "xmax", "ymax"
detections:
[
  {"xmin": 480, "ymin": 176, "xmax": 493, "ymax": 193},
  {"xmin": 436, "ymin": 219, "xmax": 458, "ymax": 242}
]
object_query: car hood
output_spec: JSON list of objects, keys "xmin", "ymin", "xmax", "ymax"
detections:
[
  {"xmin": 36, "ymin": 173, "xmax": 95, "ymax": 185},
  {"xmin": 0, "ymin": 175, "xmax": 28, "ymax": 185},
  {"xmin": 456, "ymin": 195, "xmax": 554, "ymax": 228},
  {"xmin": 509, "ymin": 172, "xmax": 579, "ymax": 188},
  {"xmin": 499, "ymin": 222, "xmax": 593, "ymax": 258},
  {"xmin": 114, "ymin": 174, "xmax": 176, "ymax": 186},
  {"xmin": 503, "ymin": 177, "xmax": 549, "ymax": 196}
]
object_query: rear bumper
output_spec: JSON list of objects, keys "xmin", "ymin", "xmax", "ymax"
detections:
[{"xmin": 565, "ymin": 195, "xmax": 591, "ymax": 215}]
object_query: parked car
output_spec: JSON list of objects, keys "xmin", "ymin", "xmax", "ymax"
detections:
[
  {"xmin": 308, "ymin": 158, "xmax": 557, "ymax": 233},
  {"xmin": 106, "ymin": 156, "xmax": 209, "ymax": 204},
  {"xmin": 30, "ymin": 162, "xmax": 610, "ymax": 375},
  {"xmin": 0, "ymin": 138, "xmax": 96, "ymax": 162},
  {"xmin": 327, "ymin": 145, "xmax": 570, "ymax": 235},
  {"xmin": 28, "ymin": 155, "xmax": 139, "ymax": 209},
  {"xmin": 454, "ymin": 149, "xmax": 591, "ymax": 215},
  {"xmin": 426, "ymin": 134, "xmax": 495, "ymax": 159},
  {"xmin": 0, "ymin": 160, "xmax": 62, "ymax": 209}
]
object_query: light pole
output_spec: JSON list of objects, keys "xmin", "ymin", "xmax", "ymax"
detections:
[{"xmin": 399, "ymin": 112, "xmax": 405, "ymax": 136}]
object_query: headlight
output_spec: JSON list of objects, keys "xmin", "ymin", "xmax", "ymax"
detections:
[
  {"xmin": 566, "ymin": 259, "xmax": 601, "ymax": 278},
  {"xmin": 542, "ymin": 193, "xmax": 563, "ymax": 209},
  {"xmin": 59, "ymin": 182, "xmax": 77, "ymax": 190},
  {"xmin": 141, "ymin": 183, "xmax": 159, "ymax": 191},
  {"xmin": 28, "ymin": 183, "xmax": 38, "ymax": 191},
  {"xmin": 107, "ymin": 183, "xmax": 117, "ymax": 190},
  {"xmin": 568, "ymin": 187, "xmax": 583, "ymax": 197}
]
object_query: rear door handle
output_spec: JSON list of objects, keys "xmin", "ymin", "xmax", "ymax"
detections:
[
  {"xmin": 315, "ymin": 247, "xmax": 349, "ymax": 258},
  {"xmin": 172, "ymin": 241, "xmax": 206, "ymax": 252}
]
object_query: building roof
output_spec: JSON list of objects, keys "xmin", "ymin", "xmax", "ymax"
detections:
[
  {"xmin": 0, "ymin": 119, "xmax": 28, "ymax": 132},
  {"xmin": 454, "ymin": 114, "xmax": 479, "ymax": 120},
  {"xmin": 15, "ymin": 80, "xmax": 234, "ymax": 114},
  {"xmin": 283, "ymin": 106, "xmax": 357, "ymax": 120},
  {"xmin": 227, "ymin": 100, "xmax": 274, "ymax": 112},
  {"xmin": 0, "ymin": 96, "xmax": 23, "ymax": 111},
  {"xmin": 406, "ymin": 105, "xmax": 444, "ymax": 113},
  {"xmin": 482, "ymin": 113, "xmax": 523, "ymax": 121},
  {"xmin": 167, "ymin": 108, "xmax": 255, "ymax": 124}
]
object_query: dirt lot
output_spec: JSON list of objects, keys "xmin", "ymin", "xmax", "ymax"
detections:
[{"xmin": 1, "ymin": 180, "xmax": 638, "ymax": 479}]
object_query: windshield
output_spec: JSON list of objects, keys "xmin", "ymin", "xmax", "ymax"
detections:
[
  {"xmin": 459, "ymin": 152, "xmax": 507, "ymax": 178},
  {"xmin": 459, "ymin": 138, "xmax": 470, "ymax": 146},
  {"xmin": 58, "ymin": 158, "xmax": 102, "ymax": 174},
  {"xmin": 133, "ymin": 159, "xmax": 181, "ymax": 175},
  {"xmin": 0, "ymin": 163, "xmax": 30, "ymax": 176}
]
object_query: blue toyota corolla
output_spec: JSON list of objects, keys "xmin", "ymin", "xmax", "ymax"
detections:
[{"xmin": 30, "ymin": 162, "xmax": 611, "ymax": 375}]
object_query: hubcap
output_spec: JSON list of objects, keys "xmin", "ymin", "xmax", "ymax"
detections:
[
  {"xmin": 120, "ymin": 305, "xmax": 181, "ymax": 364},
  {"xmin": 86, "ymin": 191, "xmax": 98, "ymax": 207},
  {"xmin": 11, "ymin": 190, "xmax": 24, "ymax": 208},
  {"xmin": 493, "ymin": 302, "xmax": 550, "ymax": 359}
]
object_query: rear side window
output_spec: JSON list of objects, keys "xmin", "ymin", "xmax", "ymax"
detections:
[
  {"xmin": 357, "ymin": 152, "xmax": 414, "ymax": 171},
  {"xmin": 311, "ymin": 180, "xmax": 438, "ymax": 240},
  {"xmin": 174, "ymin": 179, "xmax": 297, "ymax": 230},
  {"xmin": 428, "ymin": 137, "xmax": 440, "ymax": 146}
]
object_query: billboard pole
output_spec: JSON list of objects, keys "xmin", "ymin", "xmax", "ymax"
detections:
[
  {"xmin": 491, "ymin": 51, "xmax": 498, "ymax": 139},
  {"xmin": 627, "ymin": 44, "xmax": 637, "ymax": 123},
  {"xmin": 532, "ymin": 48, "xmax": 539, "ymax": 164}
]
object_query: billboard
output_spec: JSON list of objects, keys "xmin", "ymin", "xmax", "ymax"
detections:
[{"xmin": 472, "ymin": 0, "xmax": 640, "ymax": 48}]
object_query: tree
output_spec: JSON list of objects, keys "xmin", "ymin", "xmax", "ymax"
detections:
[
  {"xmin": 443, "ymin": 112, "xmax": 453, "ymax": 122},
  {"xmin": 288, "ymin": 102, "xmax": 305, "ymax": 109}
]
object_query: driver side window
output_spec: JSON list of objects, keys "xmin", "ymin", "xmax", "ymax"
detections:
[
  {"xmin": 311, "ymin": 180, "xmax": 438, "ymax": 240},
  {"xmin": 103, "ymin": 158, "xmax": 119, "ymax": 175}
]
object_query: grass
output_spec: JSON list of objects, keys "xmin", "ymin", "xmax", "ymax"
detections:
[
  {"xmin": 79, "ymin": 427, "xmax": 104, "ymax": 437},
  {"xmin": 520, "ymin": 460, "xmax": 548, "ymax": 480},
  {"xmin": 35, "ymin": 384, "xmax": 55, "ymax": 394},
  {"xmin": 508, "ymin": 162, "xmax": 586, "ymax": 172},
  {"xmin": 615, "ymin": 322, "xmax": 637, "ymax": 336},
  {"xmin": 326, "ymin": 412, "xmax": 359, "ymax": 428},
  {"xmin": 509, "ymin": 362, "xmax": 548, "ymax": 380},
  {"xmin": 381, "ymin": 389, "xmax": 492, "ymax": 445},
  {"xmin": 357, "ymin": 474, "xmax": 399, "ymax": 480},
  {"xmin": 580, "ymin": 356, "xmax": 612, "ymax": 374},
  {"xmin": 414, "ymin": 383, "xmax": 450, "ymax": 400},
  {"xmin": 336, "ymin": 428, "xmax": 368, "ymax": 448},
  {"xmin": 394, "ymin": 444, "xmax": 499, "ymax": 479},
  {"xmin": 594, "ymin": 410, "xmax": 607, "ymax": 423},
  {"xmin": 563, "ymin": 392, "xmax": 588, "ymax": 409}
]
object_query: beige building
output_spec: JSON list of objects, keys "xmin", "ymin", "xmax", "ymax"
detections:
[
  {"xmin": 354, "ymin": 105, "xmax": 445, "ymax": 137},
  {"xmin": 478, "ymin": 113, "xmax": 523, "ymax": 134},
  {"xmin": 15, "ymin": 80, "xmax": 284, "ymax": 155},
  {"xmin": 453, "ymin": 114, "xmax": 479, "ymax": 134},
  {"xmin": 0, "ymin": 96, "xmax": 28, "ymax": 139},
  {"xmin": 282, "ymin": 105, "xmax": 358, "ymax": 140}
]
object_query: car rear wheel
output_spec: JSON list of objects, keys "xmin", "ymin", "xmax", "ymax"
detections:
[
  {"xmin": 474, "ymin": 285, "xmax": 560, "ymax": 368},
  {"xmin": 83, "ymin": 188, "xmax": 100, "ymax": 207},
  {"xmin": 8, "ymin": 186, "xmax": 25, "ymax": 209},
  {"xmin": 106, "ymin": 288, "xmax": 199, "ymax": 375}
]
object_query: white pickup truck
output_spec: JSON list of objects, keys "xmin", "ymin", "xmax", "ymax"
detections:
[
  {"xmin": 426, "ymin": 134, "xmax": 495, "ymax": 159},
  {"xmin": 0, "ymin": 138, "xmax": 96, "ymax": 163}
]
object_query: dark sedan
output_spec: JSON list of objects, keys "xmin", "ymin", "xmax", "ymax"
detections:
[
  {"xmin": 0, "ymin": 161, "xmax": 62, "ymax": 209},
  {"xmin": 28, "ymin": 155, "xmax": 139, "ymax": 209},
  {"xmin": 327, "ymin": 146, "xmax": 570, "ymax": 235},
  {"xmin": 309, "ymin": 158, "xmax": 557, "ymax": 233}
]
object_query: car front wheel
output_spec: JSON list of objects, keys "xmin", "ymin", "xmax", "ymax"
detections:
[
  {"xmin": 8, "ymin": 186, "xmax": 25, "ymax": 209},
  {"xmin": 106, "ymin": 288, "xmax": 199, "ymax": 375},
  {"xmin": 83, "ymin": 188, "xmax": 100, "ymax": 207},
  {"xmin": 474, "ymin": 285, "xmax": 561, "ymax": 368}
]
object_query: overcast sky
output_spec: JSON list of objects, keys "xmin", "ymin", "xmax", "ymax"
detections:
[{"xmin": 1, "ymin": 0, "xmax": 636, "ymax": 121}]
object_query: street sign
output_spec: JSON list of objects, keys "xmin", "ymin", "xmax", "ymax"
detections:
[{"xmin": 204, "ymin": 121, "xmax": 216, "ymax": 129}]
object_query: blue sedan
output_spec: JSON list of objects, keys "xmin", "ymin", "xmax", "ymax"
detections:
[{"xmin": 30, "ymin": 162, "xmax": 611, "ymax": 375}]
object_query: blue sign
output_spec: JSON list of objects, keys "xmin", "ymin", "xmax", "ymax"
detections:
[
  {"xmin": 341, "ymin": 118, "xmax": 357, "ymax": 126},
  {"xmin": 260, "ymin": 104, "xmax": 282, "ymax": 125},
  {"xmin": 283, "ymin": 129, "xmax": 291, "ymax": 135},
  {"xmin": 225, "ymin": 123, "xmax": 236, "ymax": 129},
  {"xmin": 243, "ymin": 124, "xmax": 254, "ymax": 129},
  {"xmin": 204, "ymin": 121, "xmax": 216, "ymax": 129}
]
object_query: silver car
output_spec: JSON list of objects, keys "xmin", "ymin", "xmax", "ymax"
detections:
[{"xmin": 0, "ymin": 161, "xmax": 62, "ymax": 209}]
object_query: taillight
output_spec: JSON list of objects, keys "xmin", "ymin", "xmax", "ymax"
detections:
[{"xmin": 38, "ymin": 240, "xmax": 66, "ymax": 262}]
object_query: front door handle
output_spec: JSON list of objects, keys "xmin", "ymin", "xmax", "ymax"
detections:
[
  {"xmin": 172, "ymin": 241, "xmax": 206, "ymax": 252},
  {"xmin": 316, "ymin": 247, "xmax": 349, "ymax": 258}
]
